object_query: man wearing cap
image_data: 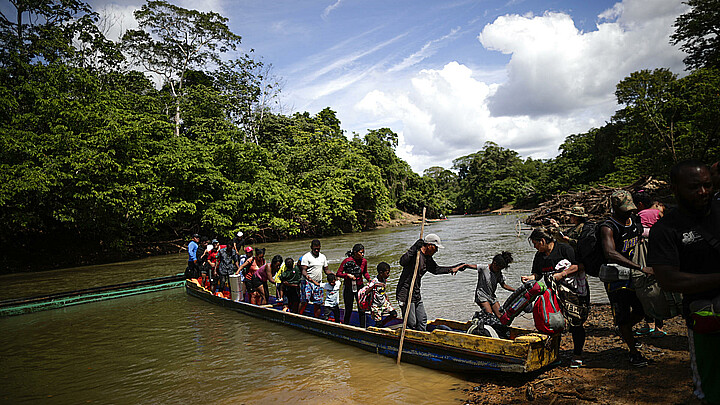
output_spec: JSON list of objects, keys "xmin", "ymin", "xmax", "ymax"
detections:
[
  {"xmin": 600, "ymin": 190, "xmax": 652, "ymax": 367},
  {"xmin": 233, "ymin": 231, "xmax": 245, "ymax": 253},
  {"xmin": 549, "ymin": 206, "xmax": 588, "ymax": 250},
  {"xmin": 186, "ymin": 234, "xmax": 201, "ymax": 279},
  {"xmin": 396, "ymin": 234, "xmax": 465, "ymax": 331}
]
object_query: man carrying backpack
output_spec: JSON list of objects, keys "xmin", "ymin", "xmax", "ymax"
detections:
[
  {"xmin": 600, "ymin": 190, "xmax": 652, "ymax": 367},
  {"xmin": 648, "ymin": 160, "xmax": 720, "ymax": 404},
  {"xmin": 549, "ymin": 206, "xmax": 589, "ymax": 251}
]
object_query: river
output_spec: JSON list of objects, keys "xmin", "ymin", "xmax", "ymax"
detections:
[{"xmin": 0, "ymin": 214, "xmax": 607, "ymax": 404}]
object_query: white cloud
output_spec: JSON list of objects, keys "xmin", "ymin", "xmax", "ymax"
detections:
[
  {"xmin": 479, "ymin": 0, "xmax": 687, "ymax": 117},
  {"xmin": 356, "ymin": 62, "xmax": 597, "ymax": 171},
  {"xmin": 322, "ymin": 0, "xmax": 344, "ymax": 19},
  {"xmin": 352, "ymin": 0, "xmax": 688, "ymax": 172},
  {"xmin": 388, "ymin": 27, "xmax": 461, "ymax": 72},
  {"xmin": 93, "ymin": 3, "xmax": 140, "ymax": 41}
]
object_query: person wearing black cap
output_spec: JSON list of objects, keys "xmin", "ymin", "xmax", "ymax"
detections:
[
  {"xmin": 185, "ymin": 234, "xmax": 201, "ymax": 279},
  {"xmin": 396, "ymin": 233, "xmax": 465, "ymax": 331}
]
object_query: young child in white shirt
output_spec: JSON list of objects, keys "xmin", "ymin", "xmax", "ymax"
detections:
[{"xmin": 322, "ymin": 273, "xmax": 342, "ymax": 323}]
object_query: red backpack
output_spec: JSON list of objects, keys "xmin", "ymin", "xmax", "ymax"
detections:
[
  {"xmin": 500, "ymin": 280, "xmax": 546, "ymax": 326},
  {"xmin": 533, "ymin": 289, "xmax": 565, "ymax": 334},
  {"xmin": 357, "ymin": 284, "xmax": 374, "ymax": 311}
]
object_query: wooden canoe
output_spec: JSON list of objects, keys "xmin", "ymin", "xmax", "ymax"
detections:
[
  {"xmin": 185, "ymin": 279, "xmax": 559, "ymax": 374},
  {"xmin": 0, "ymin": 274, "xmax": 185, "ymax": 317}
]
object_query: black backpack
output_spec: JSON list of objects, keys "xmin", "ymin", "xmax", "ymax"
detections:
[
  {"xmin": 576, "ymin": 219, "xmax": 623, "ymax": 277},
  {"xmin": 576, "ymin": 221, "xmax": 606, "ymax": 277}
]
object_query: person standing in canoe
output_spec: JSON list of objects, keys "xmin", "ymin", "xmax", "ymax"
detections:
[
  {"xmin": 396, "ymin": 234, "xmax": 465, "ymax": 331},
  {"xmin": 215, "ymin": 242, "xmax": 239, "ymax": 295},
  {"xmin": 299, "ymin": 240, "xmax": 330, "ymax": 318},
  {"xmin": 279, "ymin": 257, "xmax": 302, "ymax": 313},
  {"xmin": 185, "ymin": 233, "xmax": 200, "ymax": 279},
  {"xmin": 336, "ymin": 243, "xmax": 372, "ymax": 327}
]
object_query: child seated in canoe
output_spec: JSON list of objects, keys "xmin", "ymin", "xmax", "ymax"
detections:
[
  {"xmin": 464, "ymin": 251, "xmax": 515, "ymax": 319},
  {"xmin": 322, "ymin": 273, "xmax": 342, "ymax": 322},
  {"xmin": 368, "ymin": 262, "xmax": 398, "ymax": 327}
]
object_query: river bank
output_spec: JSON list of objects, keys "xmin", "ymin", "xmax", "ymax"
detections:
[{"xmin": 463, "ymin": 304, "xmax": 699, "ymax": 404}]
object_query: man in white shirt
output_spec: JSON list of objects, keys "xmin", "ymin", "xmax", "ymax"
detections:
[{"xmin": 299, "ymin": 239, "xmax": 330, "ymax": 318}]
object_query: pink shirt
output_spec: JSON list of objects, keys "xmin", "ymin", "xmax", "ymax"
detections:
[
  {"xmin": 255, "ymin": 264, "xmax": 271, "ymax": 283},
  {"xmin": 639, "ymin": 209, "xmax": 661, "ymax": 238}
]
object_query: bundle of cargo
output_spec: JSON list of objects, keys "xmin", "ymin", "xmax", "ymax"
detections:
[{"xmin": 524, "ymin": 177, "xmax": 669, "ymax": 227}]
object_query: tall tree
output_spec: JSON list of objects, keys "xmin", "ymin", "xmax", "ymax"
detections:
[
  {"xmin": 0, "ymin": 0, "xmax": 95, "ymax": 67},
  {"xmin": 612, "ymin": 68, "xmax": 680, "ymax": 175},
  {"xmin": 122, "ymin": 0, "xmax": 241, "ymax": 137},
  {"xmin": 671, "ymin": 0, "xmax": 720, "ymax": 70},
  {"xmin": 215, "ymin": 55, "xmax": 282, "ymax": 144}
]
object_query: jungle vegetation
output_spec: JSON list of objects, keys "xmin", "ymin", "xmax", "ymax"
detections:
[{"xmin": 0, "ymin": 0, "xmax": 718, "ymax": 271}]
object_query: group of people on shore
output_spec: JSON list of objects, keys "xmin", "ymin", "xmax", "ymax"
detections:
[
  {"xmin": 186, "ymin": 159, "xmax": 720, "ymax": 404},
  {"xmin": 512, "ymin": 159, "xmax": 719, "ymax": 403}
]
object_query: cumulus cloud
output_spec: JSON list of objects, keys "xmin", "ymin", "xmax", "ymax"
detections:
[
  {"xmin": 356, "ymin": 62, "xmax": 594, "ymax": 170},
  {"xmin": 352, "ymin": 0, "xmax": 688, "ymax": 172},
  {"xmin": 479, "ymin": 0, "xmax": 687, "ymax": 117}
]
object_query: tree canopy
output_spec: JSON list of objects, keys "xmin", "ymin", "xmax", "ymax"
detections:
[
  {"xmin": 672, "ymin": 0, "xmax": 720, "ymax": 70},
  {"xmin": 1, "ymin": 0, "xmax": 719, "ymax": 272}
]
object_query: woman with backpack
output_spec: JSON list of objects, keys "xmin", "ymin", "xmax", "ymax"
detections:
[
  {"xmin": 522, "ymin": 228, "xmax": 590, "ymax": 368},
  {"xmin": 336, "ymin": 244, "xmax": 372, "ymax": 327}
]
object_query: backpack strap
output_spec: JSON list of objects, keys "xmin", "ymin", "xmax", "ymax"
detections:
[{"xmin": 692, "ymin": 223, "xmax": 720, "ymax": 255}]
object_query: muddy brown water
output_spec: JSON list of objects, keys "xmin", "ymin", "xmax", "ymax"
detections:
[{"xmin": 0, "ymin": 214, "xmax": 609, "ymax": 404}]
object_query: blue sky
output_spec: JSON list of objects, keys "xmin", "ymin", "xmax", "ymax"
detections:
[{"xmin": 93, "ymin": 0, "xmax": 688, "ymax": 173}]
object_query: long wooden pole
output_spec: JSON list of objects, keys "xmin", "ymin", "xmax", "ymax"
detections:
[{"xmin": 397, "ymin": 207, "xmax": 426, "ymax": 365}]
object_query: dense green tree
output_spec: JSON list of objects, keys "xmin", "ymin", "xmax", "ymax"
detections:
[
  {"xmin": 540, "ymin": 125, "xmax": 621, "ymax": 195},
  {"xmin": 453, "ymin": 142, "xmax": 528, "ymax": 212},
  {"xmin": 0, "ymin": 0, "xmax": 95, "ymax": 66},
  {"xmin": 672, "ymin": 0, "xmax": 720, "ymax": 70},
  {"xmin": 122, "ymin": 0, "xmax": 242, "ymax": 137},
  {"xmin": 608, "ymin": 67, "xmax": 720, "ymax": 183},
  {"xmin": 422, "ymin": 166, "xmax": 458, "ymax": 214}
]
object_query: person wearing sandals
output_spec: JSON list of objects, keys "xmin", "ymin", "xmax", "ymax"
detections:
[
  {"xmin": 633, "ymin": 191, "xmax": 667, "ymax": 338},
  {"xmin": 522, "ymin": 228, "xmax": 590, "ymax": 368}
]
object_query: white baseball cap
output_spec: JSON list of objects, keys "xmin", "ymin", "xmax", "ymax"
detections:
[{"xmin": 424, "ymin": 234, "xmax": 444, "ymax": 248}]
